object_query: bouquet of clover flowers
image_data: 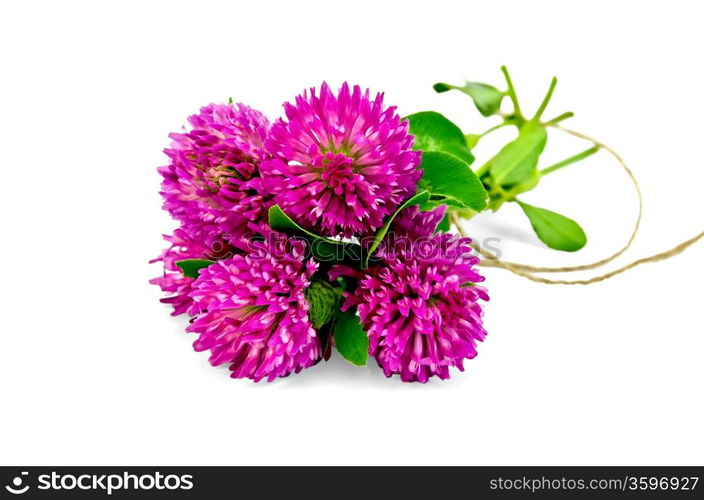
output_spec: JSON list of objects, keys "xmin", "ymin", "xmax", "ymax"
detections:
[{"xmin": 151, "ymin": 68, "xmax": 703, "ymax": 382}]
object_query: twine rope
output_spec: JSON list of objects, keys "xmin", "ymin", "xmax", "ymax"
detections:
[{"xmin": 452, "ymin": 125, "xmax": 703, "ymax": 285}]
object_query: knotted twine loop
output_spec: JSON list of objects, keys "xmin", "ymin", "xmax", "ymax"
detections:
[{"xmin": 452, "ymin": 124, "xmax": 704, "ymax": 285}]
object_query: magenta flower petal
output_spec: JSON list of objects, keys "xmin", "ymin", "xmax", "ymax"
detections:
[
  {"xmin": 186, "ymin": 236, "xmax": 321, "ymax": 382},
  {"xmin": 158, "ymin": 103, "xmax": 270, "ymax": 247},
  {"xmin": 149, "ymin": 229, "xmax": 219, "ymax": 316},
  {"xmin": 261, "ymin": 82, "xmax": 422, "ymax": 238}
]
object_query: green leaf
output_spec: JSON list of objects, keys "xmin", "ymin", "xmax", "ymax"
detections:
[
  {"xmin": 175, "ymin": 259, "xmax": 214, "ymax": 279},
  {"xmin": 418, "ymin": 151, "xmax": 488, "ymax": 212},
  {"xmin": 450, "ymin": 207, "xmax": 480, "ymax": 220},
  {"xmin": 464, "ymin": 133, "xmax": 481, "ymax": 149},
  {"xmin": 433, "ymin": 81, "xmax": 505, "ymax": 117},
  {"xmin": 269, "ymin": 205, "xmax": 338, "ymax": 243},
  {"xmin": 483, "ymin": 126, "xmax": 547, "ymax": 186},
  {"xmin": 442, "ymin": 143, "xmax": 476, "ymax": 165},
  {"xmin": 364, "ymin": 190, "xmax": 430, "ymax": 267},
  {"xmin": 268, "ymin": 205, "xmax": 358, "ymax": 263},
  {"xmin": 333, "ymin": 309, "xmax": 369, "ymax": 366},
  {"xmin": 509, "ymin": 169, "xmax": 541, "ymax": 196},
  {"xmin": 304, "ymin": 280, "xmax": 342, "ymax": 329},
  {"xmin": 517, "ymin": 201, "xmax": 587, "ymax": 252},
  {"xmin": 406, "ymin": 111, "xmax": 474, "ymax": 164},
  {"xmin": 436, "ymin": 213, "xmax": 451, "ymax": 233}
]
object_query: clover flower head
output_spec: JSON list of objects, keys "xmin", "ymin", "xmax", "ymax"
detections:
[
  {"xmin": 261, "ymin": 82, "xmax": 422, "ymax": 238},
  {"xmin": 335, "ymin": 206, "xmax": 489, "ymax": 382},
  {"xmin": 186, "ymin": 236, "xmax": 321, "ymax": 381},
  {"xmin": 158, "ymin": 102, "xmax": 270, "ymax": 246}
]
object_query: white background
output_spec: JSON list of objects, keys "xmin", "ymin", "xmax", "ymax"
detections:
[{"xmin": 1, "ymin": 0, "xmax": 702, "ymax": 466}]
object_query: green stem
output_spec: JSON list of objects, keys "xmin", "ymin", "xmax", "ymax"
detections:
[
  {"xmin": 540, "ymin": 146, "xmax": 600, "ymax": 176},
  {"xmin": 544, "ymin": 111, "xmax": 574, "ymax": 125},
  {"xmin": 465, "ymin": 123, "xmax": 506, "ymax": 149},
  {"xmin": 533, "ymin": 76, "xmax": 557, "ymax": 121},
  {"xmin": 500, "ymin": 65, "xmax": 522, "ymax": 118},
  {"xmin": 475, "ymin": 162, "xmax": 490, "ymax": 177},
  {"xmin": 480, "ymin": 122, "xmax": 507, "ymax": 138}
]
